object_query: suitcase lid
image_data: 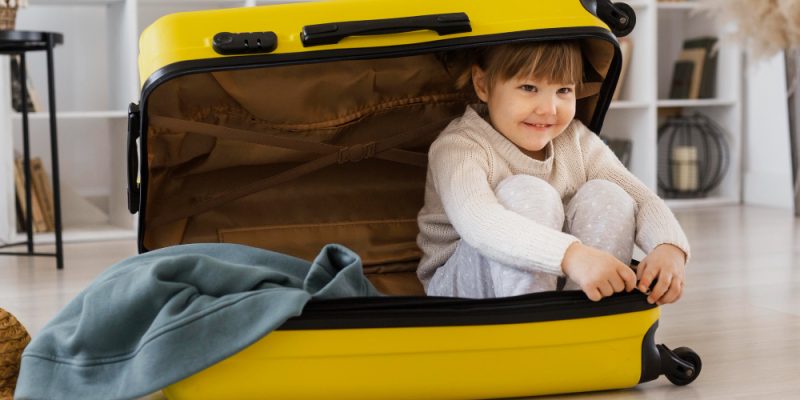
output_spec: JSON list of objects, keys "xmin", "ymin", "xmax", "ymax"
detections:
[
  {"xmin": 131, "ymin": 1, "xmax": 634, "ymax": 296},
  {"xmin": 138, "ymin": 0, "xmax": 612, "ymax": 88}
]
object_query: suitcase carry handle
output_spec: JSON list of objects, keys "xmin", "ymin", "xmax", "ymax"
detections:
[
  {"xmin": 127, "ymin": 102, "xmax": 140, "ymax": 214},
  {"xmin": 301, "ymin": 12, "xmax": 471, "ymax": 47}
]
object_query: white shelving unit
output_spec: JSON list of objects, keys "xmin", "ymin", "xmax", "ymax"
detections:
[
  {"xmin": 0, "ymin": 0, "xmax": 743, "ymax": 245},
  {"xmin": 0, "ymin": 0, "xmax": 283, "ymax": 245},
  {"xmin": 606, "ymin": 0, "xmax": 742, "ymax": 209}
]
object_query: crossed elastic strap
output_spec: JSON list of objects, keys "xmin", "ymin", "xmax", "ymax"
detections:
[{"xmin": 146, "ymin": 115, "xmax": 450, "ymax": 227}]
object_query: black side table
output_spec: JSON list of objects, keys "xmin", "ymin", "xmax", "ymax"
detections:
[{"xmin": 0, "ymin": 31, "xmax": 64, "ymax": 269}]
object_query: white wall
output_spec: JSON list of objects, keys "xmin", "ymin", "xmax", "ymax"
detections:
[
  {"xmin": 0, "ymin": 59, "xmax": 13, "ymax": 242},
  {"xmin": 743, "ymin": 52, "xmax": 795, "ymax": 209}
]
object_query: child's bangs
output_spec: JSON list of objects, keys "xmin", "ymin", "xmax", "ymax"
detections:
[{"xmin": 496, "ymin": 42, "xmax": 583, "ymax": 86}]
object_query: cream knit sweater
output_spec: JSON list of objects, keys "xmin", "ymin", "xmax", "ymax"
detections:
[{"xmin": 416, "ymin": 105, "xmax": 690, "ymax": 288}]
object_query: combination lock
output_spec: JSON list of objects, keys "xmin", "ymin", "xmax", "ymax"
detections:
[{"xmin": 212, "ymin": 32, "xmax": 278, "ymax": 55}]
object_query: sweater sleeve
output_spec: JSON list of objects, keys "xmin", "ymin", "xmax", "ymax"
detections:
[
  {"xmin": 429, "ymin": 132, "xmax": 580, "ymax": 276},
  {"xmin": 577, "ymin": 125, "xmax": 691, "ymax": 262}
]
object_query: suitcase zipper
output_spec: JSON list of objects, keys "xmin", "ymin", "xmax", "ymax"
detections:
[{"xmin": 280, "ymin": 290, "xmax": 655, "ymax": 330}]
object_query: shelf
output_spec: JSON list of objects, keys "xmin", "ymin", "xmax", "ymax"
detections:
[
  {"xmin": 30, "ymin": 0, "xmax": 125, "ymax": 5},
  {"xmin": 665, "ymin": 196, "xmax": 739, "ymax": 209},
  {"xmin": 138, "ymin": 0, "xmax": 305, "ymax": 5},
  {"xmin": 656, "ymin": 1, "xmax": 702, "ymax": 10},
  {"xmin": 139, "ymin": 0, "xmax": 244, "ymax": 4},
  {"xmin": 11, "ymin": 110, "xmax": 128, "ymax": 120},
  {"xmin": 657, "ymin": 99, "xmax": 737, "ymax": 108},
  {"xmin": 253, "ymin": 0, "xmax": 316, "ymax": 4},
  {"xmin": 609, "ymin": 100, "xmax": 651, "ymax": 110},
  {"xmin": 626, "ymin": 0, "xmax": 653, "ymax": 9},
  {"xmin": 12, "ymin": 224, "xmax": 136, "ymax": 244}
]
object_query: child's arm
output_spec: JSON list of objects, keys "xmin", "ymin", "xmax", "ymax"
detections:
[{"xmin": 428, "ymin": 133, "xmax": 578, "ymax": 276}]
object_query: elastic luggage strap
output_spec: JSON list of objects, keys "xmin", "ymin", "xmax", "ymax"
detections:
[
  {"xmin": 149, "ymin": 115, "xmax": 430, "ymax": 165},
  {"xmin": 147, "ymin": 116, "xmax": 448, "ymax": 227}
]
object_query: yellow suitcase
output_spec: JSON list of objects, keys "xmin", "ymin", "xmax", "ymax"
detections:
[{"xmin": 127, "ymin": 0, "xmax": 701, "ymax": 398}]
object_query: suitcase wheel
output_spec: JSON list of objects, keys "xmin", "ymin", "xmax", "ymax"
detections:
[{"xmin": 658, "ymin": 344, "xmax": 702, "ymax": 386}]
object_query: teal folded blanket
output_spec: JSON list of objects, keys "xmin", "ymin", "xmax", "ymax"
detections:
[{"xmin": 15, "ymin": 243, "xmax": 381, "ymax": 400}]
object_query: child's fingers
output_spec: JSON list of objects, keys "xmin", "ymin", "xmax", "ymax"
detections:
[
  {"xmin": 609, "ymin": 276, "xmax": 625, "ymax": 293},
  {"xmin": 585, "ymin": 288, "xmax": 602, "ymax": 302},
  {"xmin": 638, "ymin": 263, "xmax": 658, "ymax": 293},
  {"xmin": 619, "ymin": 266, "xmax": 637, "ymax": 292},
  {"xmin": 647, "ymin": 272, "xmax": 672, "ymax": 304},
  {"xmin": 598, "ymin": 281, "xmax": 614, "ymax": 297},
  {"xmin": 657, "ymin": 280, "xmax": 683, "ymax": 305},
  {"xmin": 635, "ymin": 260, "xmax": 646, "ymax": 281},
  {"xmin": 658, "ymin": 279, "xmax": 680, "ymax": 305},
  {"xmin": 674, "ymin": 280, "xmax": 684, "ymax": 302}
]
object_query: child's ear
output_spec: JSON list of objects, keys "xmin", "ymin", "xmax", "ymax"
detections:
[{"xmin": 471, "ymin": 65, "xmax": 490, "ymax": 103}]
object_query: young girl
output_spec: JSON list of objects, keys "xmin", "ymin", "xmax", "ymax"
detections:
[{"xmin": 417, "ymin": 41, "xmax": 690, "ymax": 304}]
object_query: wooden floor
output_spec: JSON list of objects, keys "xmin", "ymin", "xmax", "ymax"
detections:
[{"xmin": 1, "ymin": 205, "xmax": 799, "ymax": 399}]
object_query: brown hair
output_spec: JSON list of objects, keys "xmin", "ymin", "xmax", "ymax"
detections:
[{"xmin": 449, "ymin": 41, "xmax": 584, "ymax": 93}]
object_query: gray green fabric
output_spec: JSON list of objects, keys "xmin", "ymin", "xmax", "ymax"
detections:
[{"xmin": 15, "ymin": 243, "xmax": 380, "ymax": 400}]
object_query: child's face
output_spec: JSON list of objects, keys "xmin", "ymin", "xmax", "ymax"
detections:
[{"xmin": 473, "ymin": 66, "xmax": 576, "ymax": 159}]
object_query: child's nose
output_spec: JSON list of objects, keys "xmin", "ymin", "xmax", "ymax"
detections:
[{"xmin": 533, "ymin": 96, "xmax": 557, "ymax": 115}]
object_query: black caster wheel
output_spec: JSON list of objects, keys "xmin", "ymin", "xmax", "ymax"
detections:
[
  {"xmin": 658, "ymin": 344, "xmax": 702, "ymax": 386},
  {"xmin": 597, "ymin": 1, "xmax": 637, "ymax": 37}
]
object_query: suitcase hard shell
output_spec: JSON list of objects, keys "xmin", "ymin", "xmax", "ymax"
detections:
[
  {"xmin": 128, "ymin": 0, "xmax": 700, "ymax": 398},
  {"xmin": 164, "ymin": 295, "xmax": 663, "ymax": 399}
]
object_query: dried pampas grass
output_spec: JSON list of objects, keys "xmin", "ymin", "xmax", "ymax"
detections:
[
  {"xmin": 0, "ymin": 1, "xmax": 27, "ymax": 8},
  {"xmin": 699, "ymin": 0, "xmax": 800, "ymax": 59}
]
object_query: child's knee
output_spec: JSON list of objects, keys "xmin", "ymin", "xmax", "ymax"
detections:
[
  {"xmin": 574, "ymin": 180, "xmax": 636, "ymax": 215},
  {"xmin": 496, "ymin": 175, "xmax": 559, "ymax": 204},
  {"xmin": 495, "ymin": 175, "xmax": 563, "ymax": 229}
]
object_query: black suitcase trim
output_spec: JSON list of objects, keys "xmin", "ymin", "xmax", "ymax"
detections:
[
  {"xmin": 279, "ymin": 290, "xmax": 656, "ymax": 330},
  {"xmin": 131, "ymin": 26, "xmax": 623, "ymax": 249}
]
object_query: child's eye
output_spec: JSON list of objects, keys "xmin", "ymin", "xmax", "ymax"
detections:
[
  {"xmin": 519, "ymin": 84, "xmax": 537, "ymax": 92},
  {"xmin": 558, "ymin": 87, "xmax": 574, "ymax": 94}
]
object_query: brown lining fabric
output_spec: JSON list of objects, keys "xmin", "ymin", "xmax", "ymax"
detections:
[
  {"xmin": 218, "ymin": 219, "xmax": 421, "ymax": 266},
  {"xmin": 146, "ymin": 115, "xmax": 447, "ymax": 228},
  {"xmin": 143, "ymin": 39, "xmax": 614, "ymax": 296}
]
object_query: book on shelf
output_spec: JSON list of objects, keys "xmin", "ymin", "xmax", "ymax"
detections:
[
  {"xmin": 612, "ymin": 37, "xmax": 633, "ymax": 101},
  {"xmin": 12, "ymin": 158, "xmax": 28, "ymax": 228},
  {"xmin": 684, "ymin": 36, "xmax": 718, "ymax": 98},
  {"xmin": 668, "ymin": 36, "xmax": 718, "ymax": 100},
  {"xmin": 678, "ymin": 47, "xmax": 706, "ymax": 99},
  {"xmin": 15, "ymin": 198, "xmax": 24, "ymax": 233},
  {"xmin": 13, "ymin": 157, "xmax": 49, "ymax": 233},
  {"xmin": 668, "ymin": 60, "xmax": 694, "ymax": 99},
  {"xmin": 31, "ymin": 158, "xmax": 56, "ymax": 232},
  {"xmin": 9, "ymin": 54, "xmax": 43, "ymax": 113}
]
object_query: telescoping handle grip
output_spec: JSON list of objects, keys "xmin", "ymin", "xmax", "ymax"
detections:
[{"xmin": 301, "ymin": 12, "xmax": 471, "ymax": 47}]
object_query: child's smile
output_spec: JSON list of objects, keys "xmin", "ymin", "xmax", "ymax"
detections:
[{"xmin": 522, "ymin": 121, "xmax": 555, "ymax": 131}]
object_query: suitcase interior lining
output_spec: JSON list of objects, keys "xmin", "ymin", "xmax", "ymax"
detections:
[{"xmin": 142, "ymin": 39, "xmax": 614, "ymax": 296}]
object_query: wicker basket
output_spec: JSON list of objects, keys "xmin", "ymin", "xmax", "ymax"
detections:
[
  {"xmin": 0, "ymin": 7, "xmax": 17, "ymax": 31},
  {"xmin": 0, "ymin": 308, "xmax": 30, "ymax": 400}
]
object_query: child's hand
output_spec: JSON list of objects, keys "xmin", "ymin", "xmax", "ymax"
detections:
[
  {"xmin": 636, "ymin": 244, "xmax": 687, "ymax": 305},
  {"xmin": 562, "ymin": 242, "xmax": 637, "ymax": 302}
]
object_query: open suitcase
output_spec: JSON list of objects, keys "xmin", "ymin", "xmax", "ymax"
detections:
[{"xmin": 127, "ymin": 0, "xmax": 702, "ymax": 398}]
